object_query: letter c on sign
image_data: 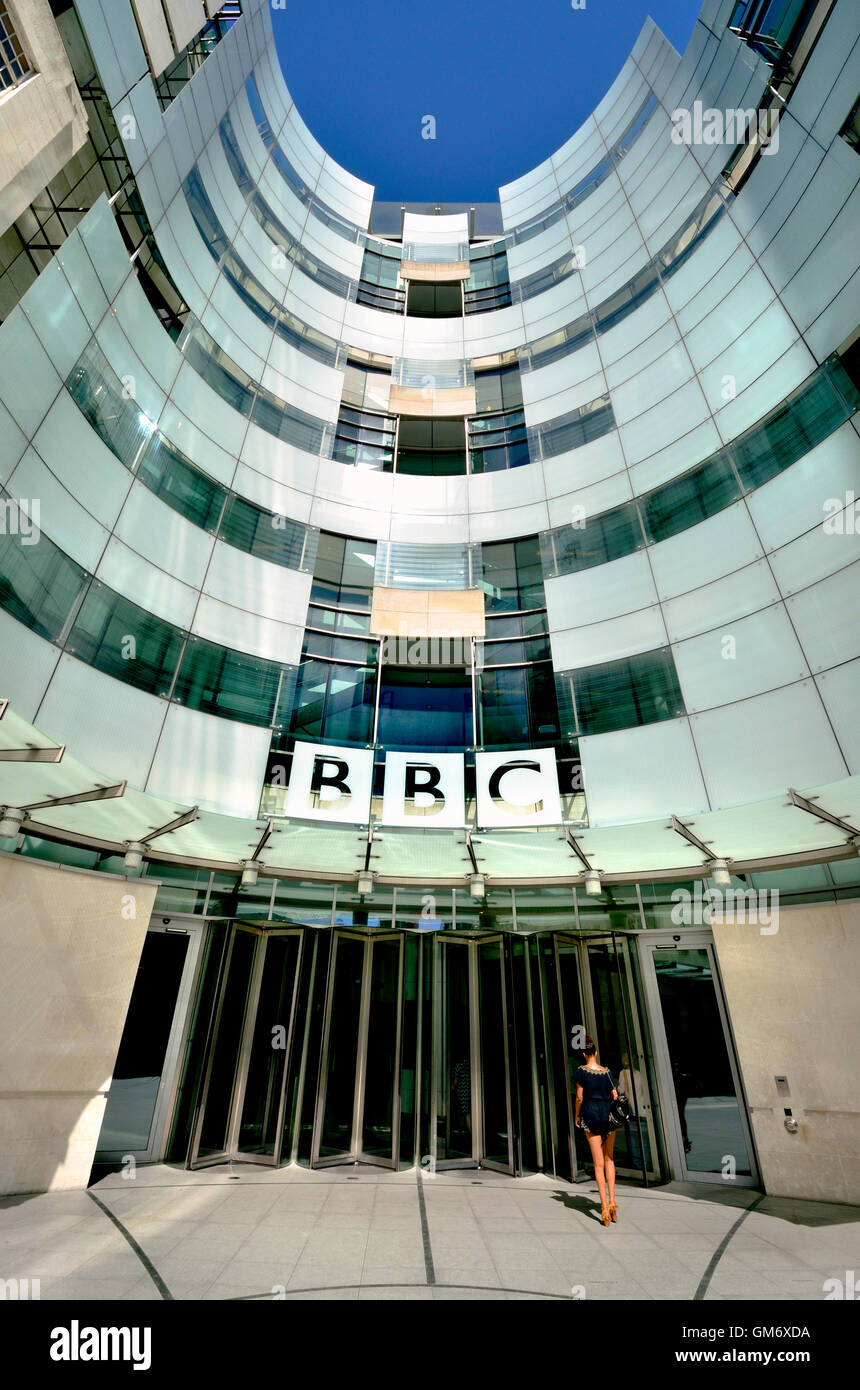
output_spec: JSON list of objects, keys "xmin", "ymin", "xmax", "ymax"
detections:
[{"xmin": 488, "ymin": 760, "xmax": 543, "ymax": 816}]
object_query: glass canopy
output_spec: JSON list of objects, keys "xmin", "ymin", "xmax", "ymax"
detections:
[{"xmin": 0, "ymin": 701, "xmax": 857, "ymax": 885}]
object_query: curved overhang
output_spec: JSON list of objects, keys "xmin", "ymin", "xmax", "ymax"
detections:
[{"xmin": 2, "ymin": 702, "xmax": 858, "ymax": 887}]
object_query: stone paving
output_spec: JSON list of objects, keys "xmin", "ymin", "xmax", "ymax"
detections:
[{"xmin": 1, "ymin": 1164, "xmax": 857, "ymax": 1301}]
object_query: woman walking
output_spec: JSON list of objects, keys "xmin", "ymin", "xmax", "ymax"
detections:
[{"xmin": 574, "ymin": 1035, "xmax": 619, "ymax": 1227}]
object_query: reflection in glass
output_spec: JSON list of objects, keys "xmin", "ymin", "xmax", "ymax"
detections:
[
  {"xmin": 478, "ymin": 940, "xmax": 512, "ymax": 1169},
  {"xmin": 437, "ymin": 941, "xmax": 473, "ymax": 1163},
  {"xmin": 197, "ymin": 929, "xmax": 255, "ymax": 1159},
  {"xmin": 654, "ymin": 949, "xmax": 751, "ymax": 1175},
  {"xmin": 319, "ymin": 937, "xmax": 363, "ymax": 1159},
  {"xmin": 362, "ymin": 937, "xmax": 401, "ymax": 1159},
  {"xmin": 98, "ymin": 932, "xmax": 189, "ymax": 1152},
  {"xmin": 237, "ymin": 934, "xmax": 301, "ymax": 1157},
  {"xmin": 587, "ymin": 941, "xmax": 652, "ymax": 1177}
]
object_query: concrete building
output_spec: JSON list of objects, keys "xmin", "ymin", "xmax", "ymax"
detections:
[{"xmin": 0, "ymin": 0, "xmax": 858, "ymax": 1208}]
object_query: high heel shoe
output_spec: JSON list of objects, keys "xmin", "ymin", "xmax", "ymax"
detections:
[
  {"xmin": 609, "ymin": 1201, "xmax": 618, "ymax": 1223},
  {"xmin": 600, "ymin": 1205, "xmax": 611, "ymax": 1227}
]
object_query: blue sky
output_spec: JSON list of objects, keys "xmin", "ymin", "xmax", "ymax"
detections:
[{"xmin": 272, "ymin": 0, "xmax": 703, "ymax": 202}]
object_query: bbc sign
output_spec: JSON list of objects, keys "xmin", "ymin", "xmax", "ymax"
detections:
[{"xmin": 285, "ymin": 742, "xmax": 573, "ymax": 828}]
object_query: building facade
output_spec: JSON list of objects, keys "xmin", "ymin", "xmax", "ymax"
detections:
[{"xmin": 0, "ymin": 0, "xmax": 858, "ymax": 1203}]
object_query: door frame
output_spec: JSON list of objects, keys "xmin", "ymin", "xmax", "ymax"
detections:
[
  {"xmin": 96, "ymin": 915, "xmax": 205, "ymax": 1166},
  {"xmin": 637, "ymin": 931, "xmax": 759, "ymax": 1188},
  {"xmin": 311, "ymin": 929, "xmax": 405, "ymax": 1170},
  {"xmin": 577, "ymin": 933, "xmax": 661, "ymax": 1184},
  {"xmin": 430, "ymin": 933, "xmax": 515, "ymax": 1174},
  {"xmin": 188, "ymin": 925, "xmax": 304, "ymax": 1170}
]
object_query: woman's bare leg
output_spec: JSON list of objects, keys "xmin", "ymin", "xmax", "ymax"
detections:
[
  {"xmin": 586, "ymin": 1132, "xmax": 608, "ymax": 1212},
  {"xmin": 603, "ymin": 1131, "xmax": 616, "ymax": 1205}
]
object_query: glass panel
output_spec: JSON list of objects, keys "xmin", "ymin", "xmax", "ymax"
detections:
[
  {"xmin": 378, "ymin": 666, "xmax": 472, "ymax": 752},
  {"xmin": 173, "ymin": 636, "xmax": 292, "ymax": 727},
  {"xmin": 290, "ymin": 657, "xmax": 376, "ymax": 744},
  {"xmin": 437, "ymin": 941, "xmax": 473, "ymax": 1162},
  {"xmin": 312, "ymin": 533, "xmax": 377, "ymax": 608},
  {"xmin": 477, "ymin": 939, "xmax": 511, "ymax": 1168},
  {"xmin": 271, "ymin": 880, "xmax": 334, "ymax": 926},
  {"xmin": 587, "ymin": 940, "xmax": 652, "ymax": 1176},
  {"xmin": 641, "ymin": 453, "xmax": 741, "ymax": 544},
  {"xmin": 0, "ymin": 513, "xmax": 87, "ymax": 641},
  {"xmin": 151, "ymin": 865, "xmax": 210, "ymax": 915},
  {"xmin": 376, "ymin": 538, "xmax": 480, "ymax": 590},
  {"xmin": 394, "ymin": 886, "xmax": 454, "ymax": 931},
  {"xmin": 139, "ymin": 432, "xmax": 226, "ymax": 533},
  {"xmin": 334, "ymin": 883, "xmax": 394, "ymax": 929},
  {"xmin": 319, "ymin": 936, "xmax": 363, "ymax": 1158},
  {"xmin": 554, "ymin": 936, "xmax": 591, "ymax": 1172},
  {"xmin": 653, "ymin": 947, "xmax": 752, "ymax": 1176},
  {"xmin": 237, "ymin": 934, "xmax": 301, "ymax": 1157},
  {"xmin": 219, "ymin": 495, "xmax": 314, "ymax": 571},
  {"xmin": 196, "ymin": 929, "xmax": 256, "ymax": 1159},
  {"xmin": 219, "ymin": 115, "xmax": 354, "ymax": 299},
  {"xmin": 361, "ymin": 937, "xmax": 401, "ymax": 1160},
  {"xmin": 66, "ymin": 581, "xmax": 184, "ymax": 696},
  {"xmin": 732, "ymin": 366, "xmax": 850, "ymax": 491},
  {"xmin": 67, "ymin": 342, "xmax": 153, "ymax": 467},
  {"xmin": 98, "ymin": 931, "xmax": 189, "ymax": 1153},
  {"xmin": 530, "ymin": 396, "xmax": 615, "ymax": 458},
  {"xmin": 560, "ymin": 647, "xmax": 685, "ymax": 736},
  {"xmin": 478, "ymin": 663, "xmax": 559, "ymax": 747}
]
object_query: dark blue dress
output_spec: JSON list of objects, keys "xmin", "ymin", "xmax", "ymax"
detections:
[{"xmin": 576, "ymin": 1066, "xmax": 615, "ymax": 1138}]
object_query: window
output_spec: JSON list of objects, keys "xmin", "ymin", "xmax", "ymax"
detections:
[
  {"xmin": 183, "ymin": 169, "xmax": 340, "ymax": 366},
  {"xmin": 640, "ymin": 453, "xmax": 741, "ymax": 544},
  {"xmin": 406, "ymin": 280, "xmax": 463, "ymax": 317},
  {"xmin": 357, "ymin": 243, "xmax": 406, "ymax": 313},
  {"xmin": 477, "ymin": 663, "xmax": 559, "ymax": 748},
  {"xmin": 138, "ymin": 433, "xmax": 226, "ymax": 533},
  {"xmin": 332, "ymin": 404, "xmax": 397, "ymax": 472},
  {"xmin": 0, "ymin": 2, "xmax": 32, "ymax": 92},
  {"xmin": 66, "ymin": 583, "xmax": 184, "ymax": 698},
  {"xmin": 529, "ymin": 395, "xmax": 616, "ymax": 459},
  {"xmin": 541, "ymin": 502, "xmax": 645, "ymax": 578},
  {"xmin": 482, "ymin": 537, "xmax": 545, "ymax": 613},
  {"xmin": 219, "ymin": 115, "xmax": 354, "ymax": 299},
  {"xmin": 468, "ymin": 409, "xmax": 529, "ymax": 473},
  {"xmin": 474, "ymin": 367, "xmax": 522, "ymax": 414},
  {"xmin": 219, "ymin": 496, "xmax": 315, "ymax": 571},
  {"xmin": 173, "ymin": 636, "xmax": 292, "ymax": 727},
  {"xmin": 377, "ymin": 667, "xmax": 472, "ymax": 752},
  {"xmin": 559, "ymin": 649, "xmax": 685, "ymax": 737},
  {"xmin": 311, "ymin": 533, "xmax": 377, "ymax": 609},
  {"xmin": 289, "ymin": 657, "xmax": 376, "ymax": 744},
  {"xmin": 0, "ymin": 505, "xmax": 85, "ymax": 642},
  {"xmin": 729, "ymin": 0, "xmax": 817, "ymax": 65},
  {"xmin": 464, "ymin": 244, "xmax": 511, "ymax": 313},
  {"xmin": 396, "ymin": 417, "xmax": 466, "ymax": 476},
  {"xmin": 245, "ymin": 76, "xmax": 362, "ymax": 244}
]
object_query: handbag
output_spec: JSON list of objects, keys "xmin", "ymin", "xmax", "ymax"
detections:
[{"xmin": 607, "ymin": 1091, "xmax": 631, "ymax": 1130}]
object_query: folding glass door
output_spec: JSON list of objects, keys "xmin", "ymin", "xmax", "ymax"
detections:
[
  {"xmin": 431, "ymin": 935, "xmax": 515, "ymax": 1173},
  {"xmin": 188, "ymin": 926, "xmax": 303, "ymax": 1169},
  {"xmin": 97, "ymin": 918, "xmax": 204, "ymax": 1165},
  {"xmin": 312, "ymin": 931, "xmax": 404, "ymax": 1168},
  {"xmin": 551, "ymin": 933, "xmax": 660, "ymax": 1183}
]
